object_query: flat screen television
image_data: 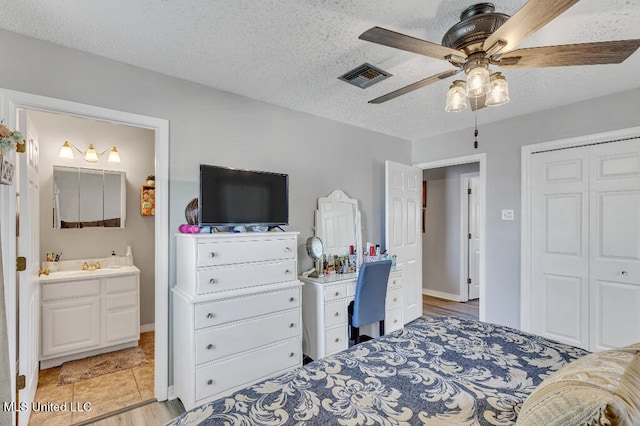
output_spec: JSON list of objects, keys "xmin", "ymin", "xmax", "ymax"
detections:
[{"xmin": 199, "ymin": 164, "xmax": 289, "ymax": 227}]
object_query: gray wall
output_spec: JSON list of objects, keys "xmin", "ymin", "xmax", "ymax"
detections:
[
  {"xmin": 0, "ymin": 28, "xmax": 411, "ymax": 307},
  {"xmin": 31, "ymin": 110, "xmax": 156, "ymax": 327},
  {"xmin": 422, "ymin": 163, "xmax": 479, "ymax": 298},
  {"xmin": 413, "ymin": 88, "xmax": 640, "ymax": 328}
]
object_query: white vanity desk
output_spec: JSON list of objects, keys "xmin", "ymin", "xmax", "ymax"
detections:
[
  {"xmin": 39, "ymin": 264, "xmax": 140, "ymax": 369},
  {"xmin": 300, "ymin": 268, "xmax": 403, "ymax": 361}
]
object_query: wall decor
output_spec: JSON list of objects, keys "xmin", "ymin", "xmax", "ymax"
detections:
[
  {"xmin": 0, "ymin": 155, "xmax": 15, "ymax": 185},
  {"xmin": 140, "ymin": 185, "xmax": 155, "ymax": 216}
]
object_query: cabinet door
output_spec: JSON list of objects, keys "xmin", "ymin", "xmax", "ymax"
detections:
[
  {"xmin": 105, "ymin": 274, "xmax": 139, "ymax": 344},
  {"xmin": 42, "ymin": 297, "xmax": 101, "ymax": 357}
]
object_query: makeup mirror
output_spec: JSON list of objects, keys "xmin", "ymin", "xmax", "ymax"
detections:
[{"xmin": 314, "ymin": 190, "xmax": 362, "ymax": 265}]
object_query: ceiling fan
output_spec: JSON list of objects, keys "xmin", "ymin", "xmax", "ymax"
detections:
[{"xmin": 359, "ymin": 0, "xmax": 640, "ymax": 111}]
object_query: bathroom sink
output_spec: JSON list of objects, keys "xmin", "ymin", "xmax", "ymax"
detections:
[{"xmin": 39, "ymin": 265, "xmax": 139, "ymax": 282}]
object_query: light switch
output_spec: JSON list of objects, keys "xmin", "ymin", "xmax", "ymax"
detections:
[{"xmin": 501, "ymin": 209, "xmax": 514, "ymax": 221}]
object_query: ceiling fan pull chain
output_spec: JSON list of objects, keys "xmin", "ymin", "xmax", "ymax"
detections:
[{"xmin": 473, "ymin": 113, "xmax": 479, "ymax": 149}]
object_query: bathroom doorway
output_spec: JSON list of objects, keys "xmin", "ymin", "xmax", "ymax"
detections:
[{"xmin": 4, "ymin": 89, "xmax": 169, "ymax": 425}]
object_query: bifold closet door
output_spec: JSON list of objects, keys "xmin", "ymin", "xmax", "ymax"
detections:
[
  {"xmin": 589, "ymin": 140, "xmax": 640, "ymax": 352},
  {"xmin": 531, "ymin": 148, "xmax": 590, "ymax": 350},
  {"xmin": 531, "ymin": 138, "xmax": 640, "ymax": 352}
]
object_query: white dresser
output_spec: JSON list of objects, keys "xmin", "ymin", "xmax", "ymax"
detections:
[
  {"xmin": 300, "ymin": 269, "xmax": 402, "ymax": 361},
  {"xmin": 39, "ymin": 266, "xmax": 140, "ymax": 369},
  {"xmin": 172, "ymin": 232, "xmax": 303, "ymax": 410}
]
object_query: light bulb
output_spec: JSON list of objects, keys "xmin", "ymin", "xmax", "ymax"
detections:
[
  {"xmin": 486, "ymin": 72, "xmax": 510, "ymax": 107},
  {"xmin": 466, "ymin": 64, "xmax": 491, "ymax": 98},
  {"xmin": 445, "ymin": 81, "xmax": 468, "ymax": 112}
]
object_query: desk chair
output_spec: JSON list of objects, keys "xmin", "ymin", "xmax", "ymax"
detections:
[{"xmin": 348, "ymin": 259, "xmax": 393, "ymax": 345}]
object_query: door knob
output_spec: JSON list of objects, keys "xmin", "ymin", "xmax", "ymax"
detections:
[{"xmin": 621, "ymin": 271, "xmax": 628, "ymax": 276}]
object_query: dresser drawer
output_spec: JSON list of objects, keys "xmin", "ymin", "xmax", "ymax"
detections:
[
  {"xmin": 195, "ymin": 309, "xmax": 300, "ymax": 364},
  {"xmin": 324, "ymin": 299, "xmax": 347, "ymax": 328},
  {"xmin": 197, "ymin": 259, "xmax": 296, "ymax": 295},
  {"xmin": 385, "ymin": 288, "xmax": 402, "ymax": 311},
  {"xmin": 388, "ymin": 274, "xmax": 401, "ymax": 290},
  {"xmin": 324, "ymin": 283, "xmax": 347, "ymax": 302},
  {"xmin": 197, "ymin": 238, "xmax": 295, "ymax": 267},
  {"xmin": 385, "ymin": 308, "xmax": 403, "ymax": 334},
  {"xmin": 195, "ymin": 338, "xmax": 300, "ymax": 402},
  {"xmin": 325, "ymin": 326, "xmax": 348, "ymax": 355},
  {"xmin": 194, "ymin": 286, "xmax": 300, "ymax": 329}
]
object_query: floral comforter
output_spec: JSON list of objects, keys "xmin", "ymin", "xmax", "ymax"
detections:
[{"xmin": 167, "ymin": 316, "xmax": 588, "ymax": 425}]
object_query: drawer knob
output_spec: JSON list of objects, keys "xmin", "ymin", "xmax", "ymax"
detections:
[
  {"xmin": 209, "ymin": 252, "xmax": 216, "ymax": 258},
  {"xmin": 393, "ymin": 280, "xmax": 396, "ymax": 284},
  {"xmin": 334, "ymin": 312, "xmax": 339, "ymax": 317},
  {"xmin": 622, "ymin": 270, "xmax": 628, "ymax": 276},
  {"xmin": 206, "ymin": 313, "xmax": 215, "ymax": 319},
  {"xmin": 335, "ymin": 291, "xmax": 340, "ymax": 297},
  {"xmin": 285, "ymin": 269, "xmax": 291, "ymax": 274},
  {"xmin": 289, "ymin": 352, "xmax": 295, "ymax": 357},
  {"xmin": 207, "ymin": 344, "xmax": 215, "ymax": 350},
  {"xmin": 209, "ymin": 278, "xmax": 217, "ymax": 284},
  {"xmin": 289, "ymin": 323, "xmax": 295, "ymax": 328},
  {"xmin": 393, "ymin": 298, "xmax": 397, "ymax": 302},
  {"xmin": 284, "ymin": 247, "xmax": 291, "ymax": 252},
  {"xmin": 394, "ymin": 319, "xmax": 398, "ymax": 323},
  {"xmin": 207, "ymin": 379, "xmax": 214, "ymax": 385},
  {"xmin": 335, "ymin": 338, "xmax": 339, "ymax": 342},
  {"xmin": 289, "ymin": 297, "xmax": 295, "ymax": 302}
]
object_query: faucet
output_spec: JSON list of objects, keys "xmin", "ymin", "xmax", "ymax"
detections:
[
  {"xmin": 82, "ymin": 261, "xmax": 102, "ymax": 271},
  {"xmin": 38, "ymin": 269, "xmax": 50, "ymax": 277}
]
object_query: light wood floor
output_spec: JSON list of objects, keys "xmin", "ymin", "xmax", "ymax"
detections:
[
  {"xmin": 423, "ymin": 295, "xmax": 479, "ymax": 320},
  {"xmin": 86, "ymin": 296, "xmax": 480, "ymax": 425}
]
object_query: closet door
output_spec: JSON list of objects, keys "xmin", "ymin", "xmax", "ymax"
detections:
[
  {"xmin": 589, "ymin": 140, "xmax": 640, "ymax": 352},
  {"xmin": 530, "ymin": 148, "xmax": 590, "ymax": 349}
]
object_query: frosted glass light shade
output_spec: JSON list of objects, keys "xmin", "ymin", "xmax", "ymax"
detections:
[
  {"xmin": 59, "ymin": 141, "xmax": 75, "ymax": 159},
  {"xmin": 445, "ymin": 82, "xmax": 468, "ymax": 112},
  {"xmin": 486, "ymin": 73, "xmax": 510, "ymax": 107},
  {"xmin": 107, "ymin": 147, "xmax": 121, "ymax": 163},
  {"xmin": 84, "ymin": 145, "xmax": 99, "ymax": 163},
  {"xmin": 466, "ymin": 65, "xmax": 491, "ymax": 98}
]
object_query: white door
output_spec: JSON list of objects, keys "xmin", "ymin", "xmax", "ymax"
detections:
[
  {"xmin": 588, "ymin": 140, "xmax": 640, "ymax": 352},
  {"xmin": 385, "ymin": 161, "xmax": 422, "ymax": 323},
  {"xmin": 529, "ymin": 138, "xmax": 640, "ymax": 352},
  {"xmin": 531, "ymin": 147, "xmax": 590, "ymax": 349},
  {"xmin": 17, "ymin": 110, "xmax": 40, "ymax": 425},
  {"xmin": 467, "ymin": 176, "xmax": 480, "ymax": 300}
]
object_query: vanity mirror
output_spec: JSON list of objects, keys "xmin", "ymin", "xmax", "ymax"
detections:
[
  {"xmin": 315, "ymin": 190, "xmax": 362, "ymax": 265},
  {"xmin": 53, "ymin": 165, "xmax": 126, "ymax": 229}
]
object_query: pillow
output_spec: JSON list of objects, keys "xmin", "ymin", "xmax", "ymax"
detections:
[{"xmin": 517, "ymin": 342, "xmax": 640, "ymax": 426}]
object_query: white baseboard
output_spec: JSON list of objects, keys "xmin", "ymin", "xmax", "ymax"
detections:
[
  {"xmin": 140, "ymin": 323, "xmax": 155, "ymax": 333},
  {"xmin": 422, "ymin": 288, "xmax": 464, "ymax": 302}
]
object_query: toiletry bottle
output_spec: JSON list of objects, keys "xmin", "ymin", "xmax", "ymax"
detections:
[
  {"xmin": 125, "ymin": 245, "xmax": 133, "ymax": 266},
  {"xmin": 110, "ymin": 250, "xmax": 118, "ymax": 268}
]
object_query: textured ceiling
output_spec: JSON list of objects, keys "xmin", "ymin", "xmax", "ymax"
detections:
[{"xmin": 0, "ymin": 0, "xmax": 639, "ymax": 141}]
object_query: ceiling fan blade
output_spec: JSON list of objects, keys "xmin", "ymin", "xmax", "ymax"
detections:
[
  {"xmin": 496, "ymin": 40, "xmax": 640, "ymax": 68},
  {"xmin": 470, "ymin": 96, "xmax": 487, "ymax": 112},
  {"xmin": 360, "ymin": 27, "xmax": 466, "ymax": 62},
  {"xmin": 368, "ymin": 69, "xmax": 461, "ymax": 104},
  {"xmin": 483, "ymin": 0, "xmax": 580, "ymax": 55}
]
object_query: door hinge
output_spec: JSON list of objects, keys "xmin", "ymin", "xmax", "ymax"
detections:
[
  {"xmin": 16, "ymin": 374, "xmax": 26, "ymax": 391},
  {"xmin": 17, "ymin": 257, "xmax": 26, "ymax": 272},
  {"xmin": 467, "ymin": 278, "xmax": 472, "ymax": 284},
  {"xmin": 468, "ymin": 233, "xmax": 472, "ymax": 240},
  {"xmin": 467, "ymin": 188, "xmax": 472, "ymax": 195}
]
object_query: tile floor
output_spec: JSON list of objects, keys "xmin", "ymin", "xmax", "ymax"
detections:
[{"xmin": 28, "ymin": 332, "xmax": 155, "ymax": 425}]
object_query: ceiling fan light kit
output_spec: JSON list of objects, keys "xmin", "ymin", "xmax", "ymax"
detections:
[{"xmin": 358, "ymin": 1, "xmax": 640, "ymax": 113}]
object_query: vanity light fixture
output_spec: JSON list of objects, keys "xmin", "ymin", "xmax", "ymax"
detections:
[{"xmin": 59, "ymin": 141, "xmax": 121, "ymax": 163}]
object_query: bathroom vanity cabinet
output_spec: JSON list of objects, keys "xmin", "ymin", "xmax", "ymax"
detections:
[{"xmin": 39, "ymin": 266, "xmax": 140, "ymax": 368}]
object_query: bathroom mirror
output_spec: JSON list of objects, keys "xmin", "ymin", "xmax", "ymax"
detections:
[
  {"xmin": 315, "ymin": 190, "xmax": 362, "ymax": 264},
  {"xmin": 53, "ymin": 165, "xmax": 126, "ymax": 229}
]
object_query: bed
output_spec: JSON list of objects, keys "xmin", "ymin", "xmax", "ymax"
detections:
[{"xmin": 166, "ymin": 316, "xmax": 600, "ymax": 425}]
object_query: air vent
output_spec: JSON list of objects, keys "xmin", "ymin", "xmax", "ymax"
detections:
[{"xmin": 339, "ymin": 63, "xmax": 392, "ymax": 89}]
